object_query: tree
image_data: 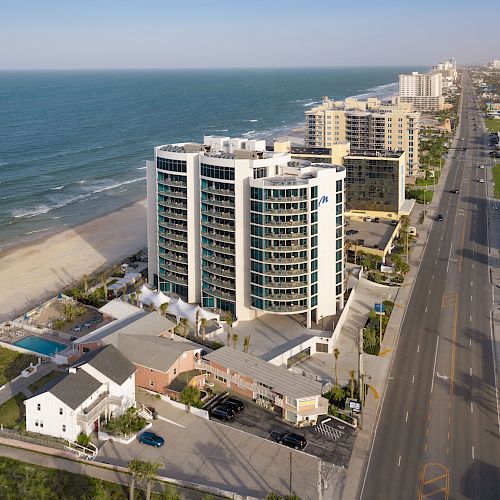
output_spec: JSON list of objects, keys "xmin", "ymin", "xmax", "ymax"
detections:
[
  {"xmin": 159, "ymin": 302, "xmax": 169, "ymax": 317},
  {"xmin": 76, "ymin": 432, "xmax": 91, "ymax": 447},
  {"xmin": 83, "ymin": 274, "xmax": 89, "ymax": 294},
  {"xmin": 163, "ymin": 485, "xmax": 181, "ymax": 500},
  {"xmin": 128, "ymin": 459, "xmax": 162, "ymax": 500},
  {"xmin": 200, "ymin": 317, "xmax": 207, "ymax": 342},
  {"xmin": 349, "ymin": 370, "xmax": 356, "ymax": 399},
  {"xmin": 225, "ymin": 311, "xmax": 233, "ymax": 345},
  {"xmin": 333, "ymin": 348, "xmax": 340, "ymax": 387},
  {"xmin": 136, "ymin": 288, "xmax": 142, "ymax": 307},
  {"xmin": 243, "ymin": 334, "xmax": 250, "ymax": 353},
  {"xmin": 195, "ymin": 310, "xmax": 200, "ymax": 337},
  {"xmin": 232, "ymin": 333, "xmax": 239, "ymax": 349},
  {"xmin": 179, "ymin": 385, "xmax": 202, "ymax": 408},
  {"xmin": 180, "ymin": 318, "xmax": 189, "ymax": 338},
  {"xmin": 130, "ymin": 293, "xmax": 136, "ymax": 306},
  {"xmin": 101, "ymin": 277, "xmax": 108, "ymax": 300}
]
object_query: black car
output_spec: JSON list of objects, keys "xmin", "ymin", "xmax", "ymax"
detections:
[
  {"xmin": 277, "ymin": 432, "xmax": 307, "ymax": 450},
  {"xmin": 451, "ymin": 189, "xmax": 459, "ymax": 194},
  {"xmin": 210, "ymin": 406, "xmax": 234, "ymax": 421},
  {"xmin": 436, "ymin": 214, "xmax": 444, "ymax": 221},
  {"xmin": 346, "ymin": 229, "xmax": 359, "ymax": 236},
  {"xmin": 223, "ymin": 397, "xmax": 245, "ymax": 412},
  {"xmin": 373, "ymin": 217, "xmax": 380, "ymax": 223}
]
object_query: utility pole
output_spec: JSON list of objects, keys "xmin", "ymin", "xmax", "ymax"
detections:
[{"xmin": 289, "ymin": 451, "xmax": 293, "ymax": 497}]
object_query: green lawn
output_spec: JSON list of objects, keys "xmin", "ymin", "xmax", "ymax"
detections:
[
  {"xmin": 406, "ymin": 189, "xmax": 433, "ymax": 204},
  {"xmin": 493, "ymin": 164, "xmax": 500, "ymax": 199},
  {"xmin": 28, "ymin": 370, "xmax": 65, "ymax": 393},
  {"xmin": 485, "ymin": 119, "xmax": 500, "ymax": 133},
  {"xmin": 0, "ymin": 393, "xmax": 26, "ymax": 429},
  {"xmin": 0, "ymin": 346, "xmax": 38, "ymax": 386}
]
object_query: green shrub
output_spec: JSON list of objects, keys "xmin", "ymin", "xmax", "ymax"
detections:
[
  {"xmin": 106, "ymin": 407, "xmax": 146, "ymax": 437},
  {"xmin": 179, "ymin": 386, "xmax": 202, "ymax": 408},
  {"xmin": 76, "ymin": 432, "xmax": 91, "ymax": 447}
]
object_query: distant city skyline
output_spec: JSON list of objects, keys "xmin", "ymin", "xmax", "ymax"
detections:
[{"xmin": 0, "ymin": 0, "xmax": 498, "ymax": 69}]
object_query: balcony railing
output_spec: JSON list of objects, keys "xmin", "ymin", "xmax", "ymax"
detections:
[
  {"xmin": 159, "ymin": 272, "xmax": 188, "ymax": 285},
  {"xmin": 202, "ymin": 253, "xmax": 235, "ymax": 267},
  {"xmin": 159, "ymin": 252, "xmax": 188, "ymax": 263},
  {"xmin": 202, "ymin": 264, "xmax": 235, "ymax": 278},
  {"xmin": 261, "ymin": 268, "xmax": 308, "ymax": 276},
  {"xmin": 159, "ymin": 241, "xmax": 188, "ymax": 253},
  {"xmin": 158, "ymin": 200, "xmax": 187, "ymax": 210},
  {"xmin": 264, "ymin": 256, "xmax": 308, "ymax": 264},
  {"xmin": 203, "ymin": 286, "xmax": 236, "ymax": 302},
  {"xmin": 263, "ymin": 220, "xmax": 308, "ymax": 227},
  {"xmin": 158, "ymin": 221, "xmax": 188, "ymax": 232},
  {"xmin": 260, "ymin": 280, "xmax": 307, "ymax": 289},
  {"xmin": 202, "ymin": 242, "xmax": 234, "ymax": 256},
  {"xmin": 159, "ymin": 232, "xmax": 188, "ymax": 243},
  {"xmin": 202, "ymin": 231, "xmax": 235, "ymax": 244},
  {"xmin": 76, "ymin": 392, "xmax": 110, "ymax": 424},
  {"xmin": 202, "ymin": 220, "xmax": 235, "ymax": 232}
]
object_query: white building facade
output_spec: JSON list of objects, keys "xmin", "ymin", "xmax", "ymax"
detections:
[
  {"xmin": 398, "ymin": 72, "xmax": 444, "ymax": 111},
  {"xmin": 148, "ymin": 137, "xmax": 346, "ymax": 327}
]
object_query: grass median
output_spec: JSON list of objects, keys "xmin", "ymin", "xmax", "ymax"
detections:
[
  {"xmin": 485, "ymin": 119, "xmax": 500, "ymax": 133},
  {"xmin": 493, "ymin": 164, "xmax": 500, "ymax": 199}
]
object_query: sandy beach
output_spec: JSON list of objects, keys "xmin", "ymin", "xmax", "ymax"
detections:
[{"xmin": 0, "ymin": 199, "xmax": 148, "ymax": 323}]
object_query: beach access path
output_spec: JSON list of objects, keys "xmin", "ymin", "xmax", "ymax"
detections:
[{"xmin": 0, "ymin": 199, "xmax": 147, "ymax": 323}]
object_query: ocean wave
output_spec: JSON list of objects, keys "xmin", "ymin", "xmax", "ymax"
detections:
[
  {"xmin": 137, "ymin": 166, "xmax": 147, "ymax": 170},
  {"xmin": 350, "ymin": 82, "xmax": 399, "ymax": 100},
  {"xmin": 50, "ymin": 185, "xmax": 65, "ymax": 190},
  {"xmin": 11, "ymin": 176, "xmax": 145, "ymax": 219},
  {"xmin": 303, "ymin": 100, "xmax": 322, "ymax": 107},
  {"xmin": 242, "ymin": 130, "xmax": 256, "ymax": 137},
  {"xmin": 0, "ymin": 163, "xmax": 7, "ymax": 167},
  {"xmin": 246, "ymin": 119, "xmax": 259, "ymax": 122},
  {"xmin": 24, "ymin": 227, "xmax": 54, "ymax": 235}
]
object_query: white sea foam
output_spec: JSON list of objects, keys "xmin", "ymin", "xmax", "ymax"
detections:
[
  {"xmin": 137, "ymin": 166, "xmax": 147, "ymax": 170},
  {"xmin": 12, "ymin": 176, "xmax": 145, "ymax": 219},
  {"xmin": 303, "ymin": 100, "xmax": 321, "ymax": 107},
  {"xmin": 50, "ymin": 185, "xmax": 65, "ymax": 190},
  {"xmin": 246, "ymin": 119, "xmax": 258, "ymax": 122},
  {"xmin": 242, "ymin": 130, "xmax": 256, "ymax": 137},
  {"xmin": 350, "ymin": 82, "xmax": 399, "ymax": 100},
  {"xmin": 24, "ymin": 227, "xmax": 54, "ymax": 235}
]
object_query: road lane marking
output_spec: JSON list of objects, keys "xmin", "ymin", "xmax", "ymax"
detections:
[
  {"xmin": 471, "ymin": 402, "xmax": 474, "ymax": 414},
  {"xmin": 470, "ymin": 315, "xmax": 472, "ymax": 322},
  {"xmin": 470, "ymin": 295, "xmax": 473, "ymax": 302},
  {"xmin": 412, "ymin": 374, "xmax": 415, "ymax": 384},
  {"xmin": 432, "ymin": 274, "xmax": 434, "ymax": 279},
  {"xmin": 431, "ymin": 336, "xmax": 440, "ymax": 394},
  {"xmin": 471, "ymin": 281, "xmax": 473, "ymax": 287},
  {"xmin": 398, "ymin": 456, "xmax": 401, "ymax": 467},
  {"xmin": 417, "ymin": 345, "xmax": 420, "ymax": 353},
  {"xmin": 429, "ymin": 289, "xmax": 431, "ymax": 295},
  {"xmin": 472, "ymin": 446, "xmax": 475, "ymax": 459},
  {"xmin": 470, "ymin": 338, "xmax": 472, "ymax": 347},
  {"xmin": 425, "ymin": 306, "xmax": 428, "ymax": 313},
  {"xmin": 470, "ymin": 367, "xmax": 472, "ymax": 376},
  {"xmin": 405, "ymin": 411, "xmax": 408, "ymax": 422}
]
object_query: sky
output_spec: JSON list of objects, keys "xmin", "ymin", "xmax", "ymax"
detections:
[{"xmin": 0, "ymin": 0, "xmax": 498, "ymax": 69}]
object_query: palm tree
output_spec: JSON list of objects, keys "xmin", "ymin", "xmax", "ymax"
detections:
[
  {"xmin": 243, "ymin": 334, "xmax": 250, "ymax": 353},
  {"xmin": 130, "ymin": 293, "xmax": 136, "ymax": 306},
  {"xmin": 180, "ymin": 318, "xmax": 189, "ymax": 338},
  {"xmin": 200, "ymin": 317, "xmax": 207, "ymax": 343},
  {"xmin": 225, "ymin": 311, "xmax": 233, "ymax": 345},
  {"xmin": 195, "ymin": 310, "xmax": 200, "ymax": 337},
  {"xmin": 232, "ymin": 333, "xmax": 239, "ymax": 349},
  {"xmin": 83, "ymin": 274, "xmax": 88, "ymax": 294},
  {"xmin": 334, "ymin": 348, "xmax": 340, "ymax": 387},
  {"xmin": 101, "ymin": 276, "xmax": 108, "ymax": 300},
  {"xmin": 129, "ymin": 460, "xmax": 162, "ymax": 500},
  {"xmin": 159, "ymin": 302, "xmax": 169, "ymax": 317},
  {"xmin": 349, "ymin": 369, "xmax": 356, "ymax": 399},
  {"xmin": 136, "ymin": 288, "xmax": 142, "ymax": 307}
]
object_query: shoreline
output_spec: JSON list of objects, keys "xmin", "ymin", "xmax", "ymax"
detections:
[{"xmin": 0, "ymin": 199, "xmax": 147, "ymax": 323}]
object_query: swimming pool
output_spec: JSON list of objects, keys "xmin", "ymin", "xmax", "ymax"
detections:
[{"xmin": 13, "ymin": 336, "xmax": 67, "ymax": 356}]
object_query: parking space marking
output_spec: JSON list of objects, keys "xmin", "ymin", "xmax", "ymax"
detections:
[{"xmin": 315, "ymin": 423, "xmax": 344, "ymax": 441}]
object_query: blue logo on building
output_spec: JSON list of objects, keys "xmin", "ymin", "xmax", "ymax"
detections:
[{"xmin": 318, "ymin": 195, "xmax": 329, "ymax": 207}]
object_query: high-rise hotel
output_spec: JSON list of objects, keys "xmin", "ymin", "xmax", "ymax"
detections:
[
  {"xmin": 305, "ymin": 97, "xmax": 420, "ymax": 176},
  {"xmin": 147, "ymin": 136, "xmax": 346, "ymax": 328}
]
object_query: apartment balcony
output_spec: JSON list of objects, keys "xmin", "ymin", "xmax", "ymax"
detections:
[
  {"xmin": 202, "ymin": 196, "xmax": 235, "ymax": 208},
  {"xmin": 262, "ymin": 207, "xmax": 308, "ymax": 215},
  {"xmin": 201, "ymin": 187, "xmax": 234, "ymax": 197},
  {"xmin": 159, "ymin": 210, "xmax": 187, "ymax": 221},
  {"xmin": 159, "ymin": 232, "xmax": 188, "ymax": 244},
  {"xmin": 159, "ymin": 252, "xmax": 188, "ymax": 263},
  {"xmin": 265, "ymin": 195, "xmax": 302, "ymax": 202},
  {"xmin": 158, "ymin": 199, "xmax": 188, "ymax": 210},
  {"xmin": 202, "ymin": 253, "xmax": 235, "ymax": 267},
  {"xmin": 157, "ymin": 189, "xmax": 187, "ymax": 200},
  {"xmin": 202, "ymin": 220, "xmax": 235, "ymax": 232},
  {"xmin": 202, "ymin": 231, "xmax": 235, "ymax": 244},
  {"xmin": 264, "ymin": 232, "xmax": 306, "ymax": 240},
  {"xmin": 264, "ymin": 243, "xmax": 307, "ymax": 252},
  {"xmin": 265, "ymin": 292, "xmax": 308, "ymax": 301},
  {"xmin": 264, "ymin": 256, "xmax": 308, "ymax": 264},
  {"xmin": 206, "ymin": 275, "xmax": 236, "ymax": 290},
  {"xmin": 202, "ymin": 241, "xmax": 234, "ymax": 256},
  {"xmin": 201, "ymin": 209, "xmax": 234, "ymax": 219},
  {"xmin": 202, "ymin": 264, "xmax": 235, "ymax": 279},
  {"xmin": 262, "ymin": 268, "xmax": 308, "ymax": 276},
  {"xmin": 263, "ymin": 220, "xmax": 308, "ymax": 227},
  {"xmin": 264, "ymin": 304, "xmax": 308, "ymax": 313},
  {"xmin": 160, "ymin": 262, "xmax": 188, "ymax": 275},
  {"xmin": 76, "ymin": 392, "xmax": 110, "ymax": 424},
  {"xmin": 158, "ymin": 179, "xmax": 187, "ymax": 188},
  {"xmin": 202, "ymin": 286, "xmax": 236, "ymax": 302},
  {"xmin": 158, "ymin": 221, "xmax": 188, "ymax": 232},
  {"xmin": 160, "ymin": 272, "xmax": 188, "ymax": 286},
  {"xmin": 261, "ymin": 280, "xmax": 307, "ymax": 289}
]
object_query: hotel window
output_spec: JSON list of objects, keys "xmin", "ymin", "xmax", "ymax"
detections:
[
  {"xmin": 40, "ymin": 421, "xmax": 44, "ymax": 428},
  {"xmin": 35, "ymin": 420, "xmax": 39, "ymax": 427}
]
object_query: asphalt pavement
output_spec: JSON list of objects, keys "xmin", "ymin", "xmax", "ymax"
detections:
[{"xmin": 360, "ymin": 71, "xmax": 500, "ymax": 500}]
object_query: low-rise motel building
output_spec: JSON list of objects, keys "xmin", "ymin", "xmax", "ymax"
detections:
[{"xmin": 202, "ymin": 346, "xmax": 328, "ymax": 426}]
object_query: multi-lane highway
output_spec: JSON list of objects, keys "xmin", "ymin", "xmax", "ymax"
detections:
[{"xmin": 360, "ymin": 71, "xmax": 500, "ymax": 499}]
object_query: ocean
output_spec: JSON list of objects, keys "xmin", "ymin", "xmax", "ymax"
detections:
[{"xmin": 0, "ymin": 67, "xmax": 426, "ymax": 251}]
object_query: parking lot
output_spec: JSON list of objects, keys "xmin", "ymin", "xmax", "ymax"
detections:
[
  {"xmin": 96, "ymin": 397, "xmax": 325, "ymax": 500},
  {"xmin": 213, "ymin": 397, "xmax": 356, "ymax": 467}
]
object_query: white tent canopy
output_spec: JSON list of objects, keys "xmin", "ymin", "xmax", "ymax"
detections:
[{"xmin": 137, "ymin": 287, "xmax": 219, "ymax": 326}]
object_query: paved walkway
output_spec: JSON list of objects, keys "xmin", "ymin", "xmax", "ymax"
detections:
[
  {"xmin": 0, "ymin": 362, "xmax": 55, "ymax": 405},
  {"xmin": 341, "ymin": 117, "xmax": 463, "ymax": 500}
]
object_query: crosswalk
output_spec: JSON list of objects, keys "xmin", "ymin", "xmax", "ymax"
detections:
[{"xmin": 315, "ymin": 423, "xmax": 343, "ymax": 440}]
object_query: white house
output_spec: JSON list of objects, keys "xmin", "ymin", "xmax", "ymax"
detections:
[{"xmin": 25, "ymin": 345, "xmax": 136, "ymax": 442}]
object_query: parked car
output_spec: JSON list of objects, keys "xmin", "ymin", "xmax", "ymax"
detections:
[
  {"xmin": 408, "ymin": 226, "xmax": 417, "ymax": 236},
  {"xmin": 391, "ymin": 220, "xmax": 398, "ymax": 226},
  {"xmin": 479, "ymin": 179, "xmax": 485, "ymax": 183},
  {"xmin": 223, "ymin": 397, "xmax": 245, "ymax": 412},
  {"xmin": 210, "ymin": 406, "xmax": 235, "ymax": 421},
  {"xmin": 277, "ymin": 432, "xmax": 307, "ymax": 450},
  {"xmin": 364, "ymin": 216, "xmax": 372, "ymax": 222},
  {"xmin": 373, "ymin": 217, "xmax": 380, "ymax": 223},
  {"xmin": 346, "ymin": 229, "xmax": 359, "ymax": 236},
  {"xmin": 478, "ymin": 165, "xmax": 485, "ymax": 169},
  {"xmin": 139, "ymin": 431, "xmax": 164, "ymax": 447},
  {"xmin": 436, "ymin": 214, "xmax": 444, "ymax": 221},
  {"xmin": 451, "ymin": 189, "xmax": 460, "ymax": 194}
]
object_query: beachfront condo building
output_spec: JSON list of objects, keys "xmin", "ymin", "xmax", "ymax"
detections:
[
  {"xmin": 397, "ymin": 72, "xmax": 445, "ymax": 111},
  {"xmin": 305, "ymin": 97, "xmax": 420, "ymax": 176},
  {"xmin": 147, "ymin": 136, "xmax": 346, "ymax": 328}
]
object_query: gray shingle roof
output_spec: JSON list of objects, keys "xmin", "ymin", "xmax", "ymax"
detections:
[
  {"xmin": 204, "ymin": 346, "xmax": 323, "ymax": 399},
  {"xmin": 107, "ymin": 334, "xmax": 201, "ymax": 373},
  {"xmin": 48, "ymin": 370, "xmax": 103, "ymax": 410},
  {"xmin": 75, "ymin": 345, "xmax": 135, "ymax": 385}
]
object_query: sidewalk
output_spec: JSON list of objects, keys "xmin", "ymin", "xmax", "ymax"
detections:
[
  {"xmin": 341, "ymin": 113, "xmax": 463, "ymax": 500},
  {"xmin": 0, "ymin": 362, "xmax": 55, "ymax": 406}
]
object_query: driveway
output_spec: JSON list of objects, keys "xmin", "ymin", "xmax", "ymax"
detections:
[{"xmin": 96, "ymin": 402, "xmax": 323, "ymax": 500}]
